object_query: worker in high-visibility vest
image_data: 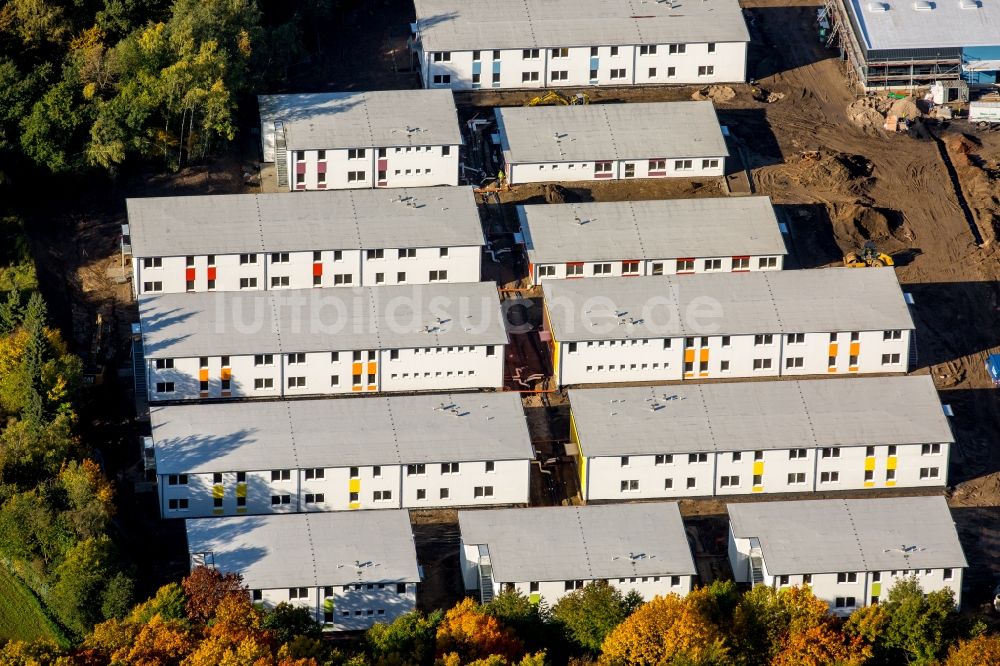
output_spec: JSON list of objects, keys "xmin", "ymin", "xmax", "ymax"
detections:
[{"xmin": 497, "ymin": 170, "xmax": 507, "ymax": 188}]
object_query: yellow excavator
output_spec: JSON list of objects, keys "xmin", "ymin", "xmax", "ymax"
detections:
[
  {"xmin": 526, "ymin": 90, "xmax": 590, "ymax": 106},
  {"xmin": 843, "ymin": 241, "xmax": 895, "ymax": 268}
]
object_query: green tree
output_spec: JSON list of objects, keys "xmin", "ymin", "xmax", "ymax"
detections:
[
  {"xmin": 129, "ymin": 582, "xmax": 187, "ymax": 623},
  {"xmin": 47, "ymin": 535, "xmax": 121, "ymax": 636},
  {"xmin": 848, "ymin": 577, "xmax": 958, "ymax": 666},
  {"xmin": 262, "ymin": 602, "xmax": 322, "ymax": 645},
  {"xmin": 100, "ymin": 571, "xmax": 135, "ymax": 620},
  {"xmin": 366, "ymin": 609, "xmax": 442, "ymax": 666},
  {"xmin": 552, "ymin": 580, "xmax": 642, "ymax": 653},
  {"xmin": 484, "ymin": 589, "xmax": 556, "ymax": 653},
  {"xmin": 20, "ymin": 79, "xmax": 90, "ymax": 173}
]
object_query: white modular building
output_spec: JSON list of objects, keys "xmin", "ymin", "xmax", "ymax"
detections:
[
  {"xmin": 567, "ymin": 376, "xmax": 953, "ymax": 502},
  {"xmin": 258, "ymin": 90, "xmax": 462, "ymax": 191},
  {"xmin": 128, "ymin": 187, "xmax": 484, "ymax": 296},
  {"xmin": 186, "ymin": 511, "xmax": 420, "ymax": 630},
  {"xmin": 542, "ymin": 267, "xmax": 914, "ymax": 386},
  {"xmin": 152, "ymin": 393, "xmax": 533, "ymax": 518},
  {"xmin": 458, "ymin": 503, "xmax": 696, "ymax": 605},
  {"xmin": 139, "ymin": 282, "xmax": 508, "ymax": 401},
  {"xmin": 411, "ymin": 0, "xmax": 749, "ymax": 90},
  {"xmin": 518, "ymin": 197, "xmax": 786, "ymax": 284},
  {"xmin": 495, "ymin": 102, "xmax": 728, "ymax": 184},
  {"xmin": 728, "ymin": 497, "xmax": 967, "ymax": 615}
]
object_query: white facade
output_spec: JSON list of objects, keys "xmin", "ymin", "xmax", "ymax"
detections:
[
  {"xmin": 519, "ymin": 198, "xmax": 787, "ymax": 284},
  {"xmin": 139, "ymin": 283, "xmax": 509, "ymax": 401},
  {"xmin": 412, "ymin": 0, "xmax": 749, "ymax": 90},
  {"xmin": 127, "ymin": 187, "xmax": 485, "ymax": 297},
  {"xmin": 153, "ymin": 394, "xmax": 534, "ymax": 518},
  {"xmin": 186, "ymin": 511, "xmax": 420, "ymax": 631},
  {"xmin": 569, "ymin": 377, "xmax": 953, "ymax": 502},
  {"xmin": 543, "ymin": 269, "xmax": 915, "ymax": 386},
  {"xmin": 284, "ymin": 145, "xmax": 459, "ymax": 191},
  {"xmin": 134, "ymin": 246, "xmax": 482, "ymax": 296},
  {"xmin": 727, "ymin": 497, "xmax": 967, "ymax": 615},
  {"xmin": 495, "ymin": 103, "xmax": 728, "ymax": 185},
  {"xmin": 458, "ymin": 504, "xmax": 696, "ymax": 606}
]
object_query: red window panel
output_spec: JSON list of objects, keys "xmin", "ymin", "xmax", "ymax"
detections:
[
  {"xmin": 185, "ymin": 267, "xmax": 196, "ymax": 281},
  {"xmin": 313, "ymin": 263, "xmax": 323, "ymax": 277},
  {"xmin": 677, "ymin": 258, "xmax": 695, "ymax": 273},
  {"xmin": 207, "ymin": 267, "xmax": 217, "ymax": 281},
  {"xmin": 566, "ymin": 262, "xmax": 584, "ymax": 279},
  {"xmin": 732, "ymin": 256, "xmax": 750, "ymax": 272},
  {"xmin": 317, "ymin": 162, "xmax": 327, "ymax": 174},
  {"xmin": 296, "ymin": 162, "xmax": 307, "ymax": 174}
]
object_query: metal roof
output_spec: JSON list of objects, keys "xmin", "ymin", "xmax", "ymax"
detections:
[
  {"xmin": 519, "ymin": 197, "xmax": 786, "ymax": 265},
  {"xmin": 459, "ymin": 503, "xmax": 696, "ymax": 583},
  {"xmin": 258, "ymin": 90, "xmax": 463, "ymax": 151},
  {"xmin": 846, "ymin": 0, "xmax": 1000, "ymax": 51},
  {"xmin": 127, "ymin": 188, "xmax": 484, "ymax": 258},
  {"xmin": 152, "ymin": 393, "xmax": 533, "ymax": 473},
  {"xmin": 569, "ymin": 375, "xmax": 953, "ymax": 457},
  {"xmin": 542, "ymin": 267, "xmax": 914, "ymax": 342},
  {"xmin": 413, "ymin": 0, "xmax": 750, "ymax": 52},
  {"xmin": 728, "ymin": 497, "xmax": 967, "ymax": 575},
  {"xmin": 496, "ymin": 102, "xmax": 729, "ymax": 164},
  {"xmin": 139, "ymin": 282, "xmax": 508, "ymax": 359},
  {"xmin": 185, "ymin": 511, "xmax": 420, "ymax": 588}
]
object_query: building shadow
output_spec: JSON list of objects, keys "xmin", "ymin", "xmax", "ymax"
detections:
[
  {"xmin": 716, "ymin": 108, "xmax": 784, "ymax": 168},
  {"xmin": 936, "ymin": 388, "xmax": 1000, "ymax": 485},
  {"xmin": 948, "ymin": 506, "xmax": 1000, "ymax": 610},
  {"xmin": 907, "ymin": 281, "xmax": 1000, "ymax": 370},
  {"xmin": 774, "ymin": 203, "xmax": 842, "ymax": 269},
  {"xmin": 743, "ymin": 5, "xmax": 837, "ymax": 81}
]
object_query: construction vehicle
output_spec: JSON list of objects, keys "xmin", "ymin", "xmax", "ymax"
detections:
[
  {"xmin": 526, "ymin": 90, "xmax": 590, "ymax": 106},
  {"xmin": 843, "ymin": 241, "xmax": 895, "ymax": 268}
]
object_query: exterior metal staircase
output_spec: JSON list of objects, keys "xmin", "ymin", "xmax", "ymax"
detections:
[
  {"xmin": 131, "ymin": 337, "xmax": 147, "ymax": 403},
  {"xmin": 750, "ymin": 548, "xmax": 765, "ymax": 587},
  {"xmin": 478, "ymin": 557, "xmax": 495, "ymax": 604},
  {"xmin": 274, "ymin": 122, "xmax": 288, "ymax": 189}
]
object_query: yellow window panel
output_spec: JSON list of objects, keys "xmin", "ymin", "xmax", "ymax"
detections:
[
  {"xmin": 752, "ymin": 461, "xmax": 764, "ymax": 475},
  {"xmin": 864, "ymin": 457, "xmax": 876, "ymax": 471},
  {"xmin": 886, "ymin": 456, "xmax": 897, "ymax": 470},
  {"xmin": 212, "ymin": 485, "xmax": 224, "ymax": 498},
  {"xmin": 236, "ymin": 484, "xmax": 247, "ymax": 498},
  {"xmin": 864, "ymin": 481, "xmax": 875, "ymax": 488},
  {"xmin": 213, "ymin": 508, "xmax": 224, "ymax": 515},
  {"xmin": 348, "ymin": 479, "xmax": 361, "ymax": 493}
]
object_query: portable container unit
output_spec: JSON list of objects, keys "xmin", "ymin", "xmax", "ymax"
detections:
[
  {"xmin": 186, "ymin": 511, "xmax": 420, "ymax": 630},
  {"xmin": 495, "ymin": 102, "xmax": 728, "ymax": 184},
  {"xmin": 518, "ymin": 197, "xmax": 786, "ymax": 283},
  {"xmin": 139, "ymin": 282, "xmax": 508, "ymax": 401},
  {"xmin": 129, "ymin": 187, "xmax": 484, "ymax": 296},
  {"xmin": 728, "ymin": 497, "xmax": 966, "ymax": 615},
  {"xmin": 412, "ymin": 0, "xmax": 749, "ymax": 90},
  {"xmin": 259, "ymin": 90, "xmax": 462, "ymax": 190},
  {"xmin": 153, "ymin": 392, "xmax": 533, "ymax": 518},
  {"xmin": 568, "ymin": 375, "xmax": 953, "ymax": 502},
  {"xmin": 542, "ymin": 267, "xmax": 914, "ymax": 386},
  {"xmin": 459, "ymin": 503, "xmax": 696, "ymax": 605}
]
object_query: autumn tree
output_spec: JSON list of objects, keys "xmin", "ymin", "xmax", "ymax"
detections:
[
  {"xmin": 436, "ymin": 598, "xmax": 523, "ymax": 664},
  {"xmin": 129, "ymin": 582, "xmax": 188, "ymax": 624},
  {"xmin": 945, "ymin": 635, "xmax": 1000, "ymax": 666},
  {"xmin": 771, "ymin": 622, "xmax": 871, "ymax": 666},
  {"xmin": 600, "ymin": 586, "xmax": 731, "ymax": 666},
  {"xmin": 182, "ymin": 565, "xmax": 248, "ymax": 623},
  {"xmin": 262, "ymin": 602, "xmax": 322, "ymax": 645},
  {"xmin": 552, "ymin": 580, "xmax": 641, "ymax": 653}
]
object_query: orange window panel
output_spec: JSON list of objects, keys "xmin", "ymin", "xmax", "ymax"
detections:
[
  {"xmin": 699, "ymin": 348, "xmax": 710, "ymax": 362},
  {"xmin": 849, "ymin": 342, "xmax": 860, "ymax": 355},
  {"xmin": 221, "ymin": 368, "xmax": 231, "ymax": 380},
  {"xmin": 352, "ymin": 362, "xmax": 363, "ymax": 375},
  {"xmin": 828, "ymin": 343, "xmax": 838, "ymax": 356},
  {"xmin": 684, "ymin": 349, "xmax": 695, "ymax": 363},
  {"xmin": 367, "ymin": 362, "xmax": 377, "ymax": 375},
  {"xmin": 198, "ymin": 369, "xmax": 209, "ymax": 381}
]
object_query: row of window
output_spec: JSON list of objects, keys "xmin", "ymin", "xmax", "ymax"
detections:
[
  {"xmin": 442, "ymin": 66, "xmax": 717, "ymax": 86},
  {"xmin": 614, "ymin": 466, "xmax": 941, "ymax": 494},
  {"xmin": 170, "ymin": 485, "xmax": 500, "ymax": 511},
  {"xmin": 433, "ymin": 43, "xmax": 718, "ymax": 62},
  {"xmin": 295, "ymin": 146, "xmax": 451, "ymax": 159},
  {"xmin": 168, "ymin": 461, "xmax": 499, "ymax": 486},
  {"xmin": 541, "ymin": 256, "xmax": 775, "ymax": 278},
  {"xmin": 575, "ymin": 352, "xmax": 901, "ymax": 377},
  {"xmin": 617, "ymin": 446, "xmax": 921, "ymax": 468},
  {"xmin": 568, "ymin": 330, "xmax": 898, "ymax": 350}
]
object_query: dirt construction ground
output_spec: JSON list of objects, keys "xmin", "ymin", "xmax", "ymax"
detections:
[{"xmin": 20, "ymin": 0, "xmax": 1000, "ymax": 614}]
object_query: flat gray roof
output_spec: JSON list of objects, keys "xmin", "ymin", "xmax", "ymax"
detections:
[
  {"xmin": 459, "ymin": 503, "xmax": 696, "ymax": 582},
  {"xmin": 127, "ymin": 188, "xmax": 484, "ymax": 258},
  {"xmin": 728, "ymin": 497, "xmax": 967, "ymax": 575},
  {"xmin": 519, "ymin": 197, "xmax": 786, "ymax": 265},
  {"xmin": 186, "ymin": 511, "xmax": 419, "ymax": 588},
  {"xmin": 258, "ymin": 90, "xmax": 463, "ymax": 150},
  {"xmin": 496, "ymin": 102, "xmax": 728, "ymax": 164},
  {"xmin": 542, "ymin": 267, "xmax": 914, "ymax": 342},
  {"xmin": 413, "ymin": 0, "xmax": 749, "ymax": 52},
  {"xmin": 569, "ymin": 375, "xmax": 952, "ymax": 457},
  {"xmin": 152, "ymin": 393, "xmax": 533, "ymax": 473},
  {"xmin": 846, "ymin": 0, "xmax": 1000, "ymax": 51},
  {"xmin": 139, "ymin": 282, "xmax": 508, "ymax": 359}
]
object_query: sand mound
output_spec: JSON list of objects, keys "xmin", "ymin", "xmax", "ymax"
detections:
[
  {"xmin": 831, "ymin": 203, "xmax": 913, "ymax": 246},
  {"xmin": 797, "ymin": 150, "xmax": 874, "ymax": 191},
  {"xmin": 692, "ymin": 85, "xmax": 736, "ymax": 103},
  {"xmin": 888, "ymin": 97, "xmax": 921, "ymax": 120},
  {"xmin": 847, "ymin": 97, "xmax": 887, "ymax": 133}
]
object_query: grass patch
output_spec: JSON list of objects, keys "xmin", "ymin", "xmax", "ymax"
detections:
[
  {"xmin": 0, "ymin": 215, "xmax": 37, "ymax": 293},
  {"xmin": 0, "ymin": 566, "xmax": 68, "ymax": 646}
]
